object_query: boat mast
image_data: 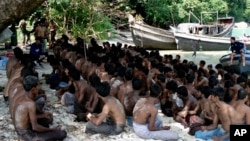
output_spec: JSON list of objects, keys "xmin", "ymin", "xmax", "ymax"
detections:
[
  {"xmin": 189, "ymin": 11, "xmax": 201, "ymax": 23},
  {"xmin": 201, "ymin": 11, "xmax": 218, "ymax": 34}
]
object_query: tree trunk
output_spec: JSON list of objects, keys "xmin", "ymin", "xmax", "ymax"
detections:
[{"xmin": 0, "ymin": 0, "xmax": 45, "ymax": 33}]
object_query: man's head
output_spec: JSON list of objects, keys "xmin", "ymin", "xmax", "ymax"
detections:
[
  {"xmin": 21, "ymin": 67, "xmax": 37, "ymax": 78},
  {"xmin": 132, "ymin": 78, "xmax": 143, "ymax": 90},
  {"xmin": 176, "ymin": 86, "xmax": 188, "ymax": 98},
  {"xmin": 186, "ymin": 73, "xmax": 195, "ymax": 84},
  {"xmin": 35, "ymin": 37, "xmax": 42, "ymax": 44},
  {"xmin": 68, "ymin": 67, "xmax": 81, "ymax": 81},
  {"xmin": 199, "ymin": 60, "xmax": 206, "ymax": 67},
  {"xmin": 237, "ymin": 76, "xmax": 247, "ymax": 88},
  {"xmin": 237, "ymin": 88, "xmax": 248, "ymax": 101},
  {"xmin": 166, "ymin": 80, "xmax": 178, "ymax": 93},
  {"xmin": 209, "ymin": 87, "xmax": 225, "ymax": 103},
  {"xmin": 13, "ymin": 47, "xmax": 23, "ymax": 61},
  {"xmin": 95, "ymin": 82, "xmax": 110, "ymax": 98},
  {"xmin": 124, "ymin": 67, "xmax": 134, "ymax": 81},
  {"xmin": 157, "ymin": 73, "xmax": 166, "ymax": 83},
  {"xmin": 149, "ymin": 83, "xmax": 162, "ymax": 98},
  {"xmin": 89, "ymin": 73, "xmax": 101, "ymax": 87},
  {"xmin": 215, "ymin": 63, "xmax": 223, "ymax": 71},
  {"xmin": 230, "ymin": 37, "xmax": 236, "ymax": 43},
  {"xmin": 209, "ymin": 75, "xmax": 218, "ymax": 88},
  {"xmin": 197, "ymin": 86, "xmax": 211, "ymax": 99},
  {"xmin": 23, "ymin": 75, "xmax": 40, "ymax": 98}
]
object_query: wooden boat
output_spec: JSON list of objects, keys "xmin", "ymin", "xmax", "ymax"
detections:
[
  {"xmin": 219, "ymin": 52, "xmax": 250, "ymax": 74},
  {"xmin": 129, "ymin": 15, "xmax": 176, "ymax": 50},
  {"xmin": 174, "ymin": 17, "xmax": 236, "ymax": 51}
]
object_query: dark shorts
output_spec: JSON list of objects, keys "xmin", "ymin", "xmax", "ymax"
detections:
[
  {"xmin": 16, "ymin": 129, "xmax": 67, "ymax": 141},
  {"xmin": 85, "ymin": 119, "xmax": 124, "ymax": 135}
]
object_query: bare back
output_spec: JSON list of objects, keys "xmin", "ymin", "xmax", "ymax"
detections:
[
  {"xmin": 13, "ymin": 95, "xmax": 35, "ymax": 130},
  {"xmin": 4, "ymin": 66, "xmax": 23, "ymax": 97},
  {"xmin": 133, "ymin": 98, "xmax": 152, "ymax": 124},
  {"xmin": 6, "ymin": 57, "xmax": 18, "ymax": 79},
  {"xmin": 124, "ymin": 90, "xmax": 140, "ymax": 116},
  {"xmin": 216, "ymin": 102, "xmax": 243, "ymax": 132},
  {"xmin": 105, "ymin": 97, "xmax": 126, "ymax": 125}
]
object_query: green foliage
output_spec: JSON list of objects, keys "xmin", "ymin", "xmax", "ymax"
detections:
[
  {"xmin": 29, "ymin": 0, "xmax": 249, "ymax": 39},
  {"xmin": 128, "ymin": 0, "xmax": 248, "ymax": 28},
  {"xmin": 48, "ymin": 0, "xmax": 114, "ymax": 41}
]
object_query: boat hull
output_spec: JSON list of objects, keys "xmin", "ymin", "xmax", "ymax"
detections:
[
  {"xmin": 130, "ymin": 23, "xmax": 177, "ymax": 50},
  {"xmin": 219, "ymin": 53, "xmax": 250, "ymax": 74},
  {"xmin": 174, "ymin": 32, "xmax": 249, "ymax": 51}
]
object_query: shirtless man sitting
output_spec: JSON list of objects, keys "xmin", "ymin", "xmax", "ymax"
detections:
[
  {"xmin": 121, "ymin": 78, "xmax": 143, "ymax": 126},
  {"xmin": 174, "ymin": 86, "xmax": 198, "ymax": 127},
  {"xmin": 13, "ymin": 75, "xmax": 67, "ymax": 141},
  {"xmin": 6, "ymin": 47, "xmax": 23, "ymax": 79},
  {"xmin": 195, "ymin": 87, "xmax": 244, "ymax": 141},
  {"xmin": 4, "ymin": 54, "xmax": 35, "ymax": 102},
  {"xmin": 231, "ymin": 89, "xmax": 250, "ymax": 124},
  {"xmin": 133, "ymin": 83, "xmax": 179, "ymax": 140},
  {"xmin": 85, "ymin": 82, "xmax": 126, "ymax": 135}
]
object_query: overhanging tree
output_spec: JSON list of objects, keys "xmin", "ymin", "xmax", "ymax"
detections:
[{"xmin": 0, "ymin": 0, "xmax": 46, "ymax": 33}]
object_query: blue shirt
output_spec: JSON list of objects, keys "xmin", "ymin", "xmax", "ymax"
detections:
[
  {"xmin": 231, "ymin": 41, "xmax": 245, "ymax": 54},
  {"xmin": 30, "ymin": 43, "xmax": 43, "ymax": 58}
]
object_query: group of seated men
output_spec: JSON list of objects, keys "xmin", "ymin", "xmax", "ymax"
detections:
[{"xmin": 4, "ymin": 35, "xmax": 250, "ymax": 141}]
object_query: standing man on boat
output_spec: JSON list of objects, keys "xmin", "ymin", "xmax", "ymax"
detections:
[{"xmin": 229, "ymin": 37, "xmax": 246, "ymax": 66}]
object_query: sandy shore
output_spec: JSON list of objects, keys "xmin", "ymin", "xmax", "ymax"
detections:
[{"xmin": 0, "ymin": 58, "xmax": 207, "ymax": 141}]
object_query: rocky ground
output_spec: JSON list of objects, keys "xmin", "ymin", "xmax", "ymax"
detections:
[{"xmin": 0, "ymin": 54, "xmax": 205, "ymax": 141}]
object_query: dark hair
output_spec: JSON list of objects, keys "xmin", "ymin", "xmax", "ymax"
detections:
[
  {"xmin": 186, "ymin": 73, "xmax": 195, "ymax": 83},
  {"xmin": 13, "ymin": 47, "xmax": 23, "ymax": 61},
  {"xmin": 117, "ymin": 66, "xmax": 126, "ymax": 77},
  {"xmin": 89, "ymin": 73, "xmax": 101, "ymax": 87},
  {"xmin": 224, "ymin": 80, "xmax": 234, "ymax": 88},
  {"xmin": 61, "ymin": 60, "xmax": 76, "ymax": 76},
  {"xmin": 207, "ymin": 64, "xmax": 213, "ymax": 68},
  {"xmin": 132, "ymin": 78, "xmax": 143, "ymax": 90},
  {"xmin": 210, "ymin": 87, "xmax": 225, "ymax": 101},
  {"xmin": 215, "ymin": 64, "xmax": 223, "ymax": 69},
  {"xmin": 164, "ymin": 66, "xmax": 172, "ymax": 73},
  {"xmin": 231, "ymin": 37, "xmax": 236, "ymax": 41},
  {"xmin": 209, "ymin": 69, "xmax": 216, "ymax": 76},
  {"xmin": 197, "ymin": 86, "xmax": 211, "ymax": 98},
  {"xmin": 183, "ymin": 59, "xmax": 188, "ymax": 64},
  {"xmin": 21, "ymin": 54, "xmax": 36, "ymax": 69},
  {"xmin": 149, "ymin": 83, "xmax": 162, "ymax": 97},
  {"xmin": 224, "ymin": 73, "xmax": 232, "ymax": 81},
  {"xmin": 104, "ymin": 63, "xmax": 116, "ymax": 75},
  {"xmin": 95, "ymin": 82, "xmax": 110, "ymax": 97},
  {"xmin": 23, "ymin": 75, "xmax": 39, "ymax": 91},
  {"xmin": 68, "ymin": 68, "xmax": 81, "ymax": 81},
  {"xmin": 176, "ymin": 86, "xmax": 188, "ymax": 97},
  {"xmin": 124, "ymin": 68, "xmax": 134, "ymax": 81},
  {"xmin": 166, "ymin": 80, "xmax": 178, "ymax": 92},
  {"xmin": 200, "ymin": 60, "xmax": 206, "ymax": 66},
  {"xmin": 240, "ymin": 72, "xmax": 248, "ymax": 80},
  {"xmin": 150, "ymin": 60, "xmax": 158, "ymax": 69},
  {"xmin": 209, "ymin": 76, "xmax": 218, "ymax": 88},
  {"xmin": 142, "ymin": 66, "xmax": 149, "ymax": 76},
  {"xmin": 177, "ymin": 70, "xmax": 186, "ymax": 79},
  {"xmin": 237, "ymin": 76, "xmax": 246, "ymax": 84},
  {"xmin": 157, "ymin": 73, "xmax": 165, "ymax": 83},
  {"xmin": 21, "ymin": 67, "xmax": 36, "ymax": 78},
  {"xmin": 238, "ymin": 88, "xmax": 248, "ymax": 100}
]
